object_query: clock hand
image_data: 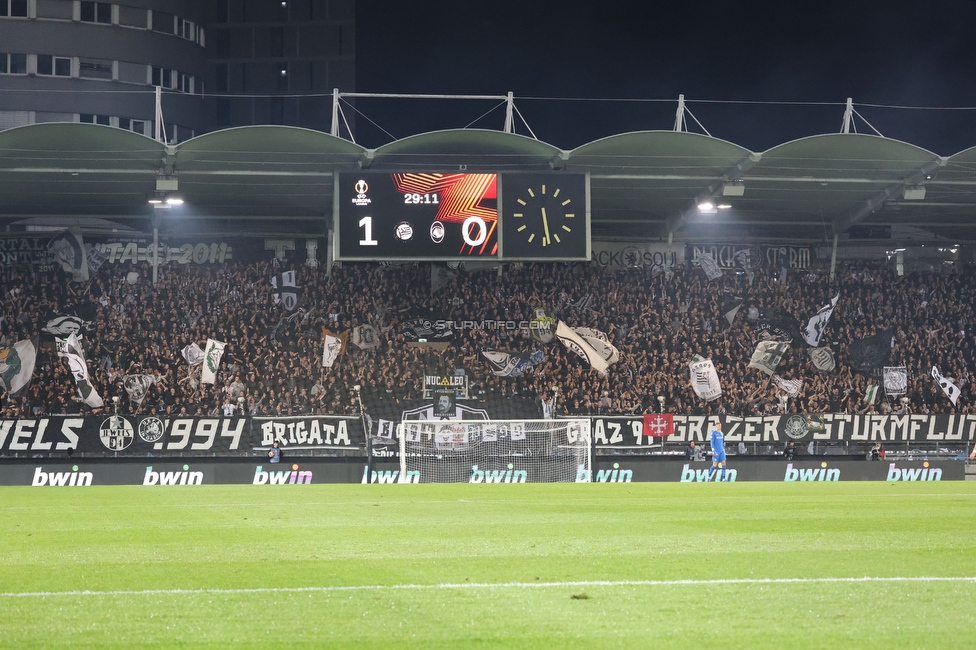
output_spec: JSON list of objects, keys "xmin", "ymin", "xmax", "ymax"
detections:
[{"xmin": 541, "ymin": 207, "xmax": 551, "ymax": 245}]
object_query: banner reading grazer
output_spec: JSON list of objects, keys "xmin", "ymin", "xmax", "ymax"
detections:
[
  {"xmin": 0, "ymin": 415, "xmax": 366, "ymax": 457},
  {"xmin": 573, "ymin": 413, "xmax": 976, "ymax": 447}
]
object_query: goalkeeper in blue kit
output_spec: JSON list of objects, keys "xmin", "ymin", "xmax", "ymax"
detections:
[{"xmin": 707, "ymin": 420, "xmax": 728, "ymax": 482}]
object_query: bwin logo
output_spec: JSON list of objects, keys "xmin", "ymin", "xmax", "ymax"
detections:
[
  {"xmin": 784, "ymin": 462, "xmax": 840, "ymax": 482},
  {"xmin": 576, "ymin": 463, "xmax": 633, "ymax": 483},
  {"xmin": 32, "ymin": 465, "xmax": 92, "ymax": 487},
  {"xmin": 680, "ymin": 464, "xmax": 738, "ymax": 482},
  {"xmin": 143, "ymin": 465, "xmax": 203, "ymax": 486},
  {"xmin": 469, "ymin": 464, "xmax": 527, "ymax": 483},
  {"xmin": 253, "ymin": 464, "xmax": 313, "ymax": 485},
  {"xmin": 360, "ymin": 467, "xmax": 420, "ymax": 484},
  {"xmin": 887, "ymin": 462, "xmax": 942, "ymax": 482}
]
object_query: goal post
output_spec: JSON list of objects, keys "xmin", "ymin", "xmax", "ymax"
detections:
[{"xmin": 397, "ymin": 419, "xmax": 592, "ymax": 483}]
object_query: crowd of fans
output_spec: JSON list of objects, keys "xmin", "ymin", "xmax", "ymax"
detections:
[{"xmin": 0, "ymin": 253, "xmax": 972, "ymax": 421}]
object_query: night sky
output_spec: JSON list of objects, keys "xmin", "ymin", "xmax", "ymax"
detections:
[{"xmin": 355, "ymin": 0, "xmax": 976, "ymax": 154}]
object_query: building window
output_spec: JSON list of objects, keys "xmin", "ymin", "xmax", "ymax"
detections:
[
  {"xmin": 181, "ymin": 19, "xmax": 194, "ymax": 41},
  {"xmin": 37, "ymin": 55, "xmax": 72, "ymax": 77},
  {"xmin": 178, "ymin": 72, "xmax": 192, "ymax": 94},
  {"xmin": 80, "ymin": 114, "xmax": 111, "ymax": 126},
  {"xmin": 79, "ymin": 59, "xmax": 112, "ymax": 80},
  {"xmin": 80, "ymin": 1, "xmax": 111, "ymax": 24},
  {"xmin": 118, "ymin": 118, "xmax": 147, "ymax": 135},
  {"xmin": 0, "ymin": 0, "xmax": 28, "ymax": 17},
  {"xmin": 151, "ymin": 10, "xmax": 174, "ymax": 34},
  {"xmin": 0, "ymin": 53, "xmax": 28, "ymax": 75},
  {"xmin": 151, "ymin": 65, "xmax": 174, "ymax": 89}
]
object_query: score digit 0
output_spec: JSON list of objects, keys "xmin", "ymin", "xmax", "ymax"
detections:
[{"xmin": 462, "ymin": 216, "xmax": 487, "ymax": 247}]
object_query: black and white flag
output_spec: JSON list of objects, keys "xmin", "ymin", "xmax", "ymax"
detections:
[
  {"xmin": 748, "ymin": 340, "xmax": 790, "ymax": 376},
  {"xmin": 64, "ymin": 333, "xmax": 102, "ymax": 407},
  {"xmin": 848, "ymin": 328, "xmax": 894, "ymax": 375},
  {"xmin": 321, "ymin": 329, "xmax": 347, "ymax": 368},
  {"xmin": 689, "ymin": 356, "xmax": 722, "ymax": 401},
  {"xmin": 573, "ymin": 327, "xmax": 619, "ymax": 365},
  {"xmin": 696, "ymin": 253, "xmax": 723, "ymax": 281},
  {"xmin": 481, "ymin": 349, "xmax": 545, "ymax": 378},
  {"xmin": 181, "ymin": 343, "xmax": 205, "ymax": 367},
  {"xmin": 42, "ymin": 315, "xmax": 88, "ymax": 337},
  {"xmin": 802, "ymin": 294, "xmax": 840, "ymax": 347},
  {"xmin": 49, "ymin": 228, "xmax": 89, "ymax": 283},
  {"xmin": 931, "ymin": 366, "xmax": 961, "ymax": 405},
  {"xmin": 883, "ymin": 366, "xmax": 908, "ymax": 396},
  {"xmin": 571, "ymin": 294, "xmax": 594, "ymax": 311},
  {"xmin": 376, "ymin": 419, "xmax": 395, "ymax": 441},
  {"xmin": 808, "ymin": 347, "xmax": 836, "ymax": 372},
  {"xmin": 721, "ymin": 295, "xmax": 743, "ymax": 327},
  {"xmin": 351, "ymin": 324, "xmax": 380, "ymax": 350},
  {"xmin": 270, "ymin": 270, "xmax": 300, "ymax": 311},
  {"xmin": 122, "ymin": 374, "xmax": 157, "ymax": 406},
  {"xmin": 430, "ymin": 264, "xmax": 458, "ymax": 296},
  {"xmin": 555, "ymin": 320, "xmax": 608, "ymax": 374},
  {"xmin": 772, "ymin": 375, "xmax": 803, "ymax": 397}
]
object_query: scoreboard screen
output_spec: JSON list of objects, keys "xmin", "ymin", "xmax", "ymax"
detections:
[
  {"xmin": 335, "ymin": 172, "xmax": 589, "ymax": 261},
  {"xmin": 336, "ymin": 173, "xmax": 498, "ymax": 260}
]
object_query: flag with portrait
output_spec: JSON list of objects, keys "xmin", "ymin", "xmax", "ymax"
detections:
[{"xmin": 883, "ymin": 366, "xmax": 908, "ymax": 397}]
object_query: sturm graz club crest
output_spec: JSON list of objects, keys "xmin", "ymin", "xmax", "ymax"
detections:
[
  {"xmin": 99, "ymin": 416, "xmax": 134, "ymax": 451},
  {"xmin": 783, "ymin": 414, "xmax": 826, "ymax": 440},
  {"xmin": 138, "ymin": 417, "xmax": 165, "ymax": 444}
]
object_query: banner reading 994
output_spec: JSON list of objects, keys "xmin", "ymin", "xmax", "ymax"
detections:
[{"xmin": 336, "ymin": 173, "xmax": 498, "ymax": 260}]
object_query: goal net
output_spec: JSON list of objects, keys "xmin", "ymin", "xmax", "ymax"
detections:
[{"xmin": 397, "ymin": 419, "xmax": 591, "ymax": 483}]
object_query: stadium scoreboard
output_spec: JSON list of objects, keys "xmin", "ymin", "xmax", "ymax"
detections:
[{"xmin": 334, "ymin": 172, "xmax": 589, "ymax": 261}]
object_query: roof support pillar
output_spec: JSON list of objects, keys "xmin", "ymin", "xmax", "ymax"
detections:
[
  {"xmin": 841, "ymin": 97, "xmax": 853, "ymax": 134},
  {"xmin": 331, "ymin": 88, "xmax": 340, "ymax": 137}
]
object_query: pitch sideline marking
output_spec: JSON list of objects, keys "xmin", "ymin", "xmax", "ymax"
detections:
[{"xmin": 2, "ymin": 576, "xmax": 975, "ymax": 598}]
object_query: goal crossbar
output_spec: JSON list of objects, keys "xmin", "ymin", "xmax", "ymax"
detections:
[{"xmin": 397, "ymin": 419, "xmax": 591, "ymax": 484}]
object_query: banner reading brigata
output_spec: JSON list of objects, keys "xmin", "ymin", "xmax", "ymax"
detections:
[{"xmin": 0, "ymin": 415, "xmax": 366, "ymax": 457}]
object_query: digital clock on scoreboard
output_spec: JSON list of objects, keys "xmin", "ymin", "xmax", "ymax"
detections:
[
  {"xmin": 336, "ymin": 173, "xmax": 499, "ymax": 260},
  {"xmin": 335, "ymin": 172, "xmax": 589, "ymax": 261}
]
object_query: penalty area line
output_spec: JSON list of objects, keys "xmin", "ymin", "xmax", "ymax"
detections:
[{"xmin": 2, "ymin": 576, "xmax": 976, "ymax": 598}]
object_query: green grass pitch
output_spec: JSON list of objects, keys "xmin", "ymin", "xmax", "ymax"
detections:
[{"xmin": 2, "ymin": 481, "xmax": 976, "ymax": 648}]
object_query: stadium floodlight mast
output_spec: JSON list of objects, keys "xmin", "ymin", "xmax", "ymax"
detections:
[{"xmin": 354, "ymin": 384, "xmax": 372, "ymax": 478}]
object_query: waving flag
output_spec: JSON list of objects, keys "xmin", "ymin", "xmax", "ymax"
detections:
[
  {"xmin": 555, "ymin": 321, "xmax": 608, "ymax": 374},
  {"xmin": 802, "ymin": 294, "xmax": 840, "ymax": 347},
  {"xmin": 64, "ymin": 333, "xmax": 102, "ymax": 407},
  {"xmin": 0, "ymin": 338, "xmax": 37, "ymax": 396},
  {"xmin": 201, "ymin": 339, "xmax": 226, "ymax": 384}
]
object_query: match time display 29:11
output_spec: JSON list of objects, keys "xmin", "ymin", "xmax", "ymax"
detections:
[
  {"xmin": 335, "ymin": 172, "xmax": 589, "ymax": 261},
  {"xmin": 336, "ymin": 173, "xmax": 499, "ymax": 260}
]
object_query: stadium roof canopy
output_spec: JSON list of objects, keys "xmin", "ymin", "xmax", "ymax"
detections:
[{"xmin": 1, "ymin": 122, "xmax": 975, "ymax": 244}]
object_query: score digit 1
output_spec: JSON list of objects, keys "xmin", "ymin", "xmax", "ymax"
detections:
[{"xmin": 358, "ymin": 216, "xmax": 378, "ymax": 246}]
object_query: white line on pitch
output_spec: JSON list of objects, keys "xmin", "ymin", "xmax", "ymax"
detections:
[{"xmin": 2, "ymin": 576, "xmax": 976, "ymax": 598}]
